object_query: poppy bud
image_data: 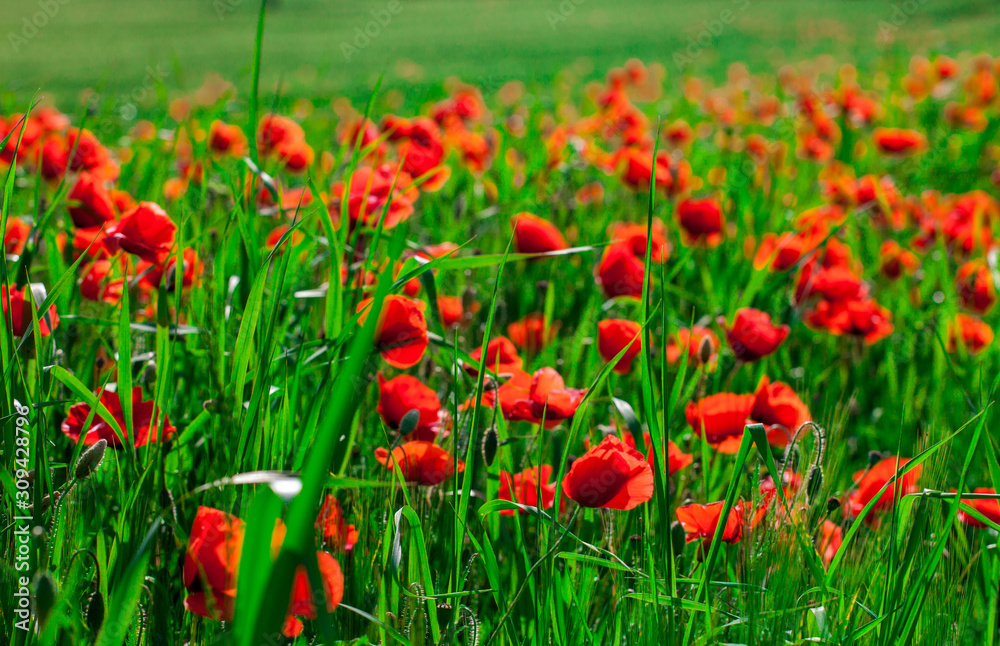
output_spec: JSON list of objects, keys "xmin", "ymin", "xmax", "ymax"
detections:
[
  {"xmin": 698, "ymin": 335, "xmax": 713, "ymax": 365},
  {"xmin": 481, "ymin": 425, "xmax": 499, "ymax": 467},
  {"xmin": 806, "ymin": 464, "xmax": 823, "ymax": 504},
  {"xmin": 75, "ymin": 439, "xmax": 108, "ymax": 480},
  {"xmin": 670, "ymin": 520, "xmax": 687, "ymax": 557},
  {"xmin": 32, "ymin": 571, "xmax": 57, "ymax": 625},
  {"xmin": 85, "ymin": 591, "xmax": 105, "ymax": 632},
  {"xmin": 826, "ymin": 497, "xmax": 841, "ymax": 513},
  {"xmin": 868, "ymin": 451, "xmax": 883, "ymax": 466},
  {"xmin": 784, "ymin": 446, "xmax": 800, "ymax": 473},
  {"xmin": 398, "ymin": 409, "xmax": 421, "ymax": 437}
]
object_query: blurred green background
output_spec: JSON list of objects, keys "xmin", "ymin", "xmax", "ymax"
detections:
[{"xmin": 1, "ymin": 0, "xmax": 998, "ymax": 105}]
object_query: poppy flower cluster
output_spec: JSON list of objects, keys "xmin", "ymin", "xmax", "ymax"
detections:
[{"xmin": 183, "ymin": 505, "xmax": 347, "ymax": 637}]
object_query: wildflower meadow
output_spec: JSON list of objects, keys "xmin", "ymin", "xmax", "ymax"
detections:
[{"xmin": 3, "ymin": 1, "xmax": 1000, "ymax": 644}]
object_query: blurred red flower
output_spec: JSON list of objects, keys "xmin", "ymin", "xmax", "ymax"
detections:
[{"xmin": 512, "ymin": 212, "xmax": 568, "ymax": 254}]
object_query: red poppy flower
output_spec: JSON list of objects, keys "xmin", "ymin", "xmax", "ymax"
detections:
[
  {"xmin": 2, "ymin": 285, "xmax": 59, "ymax": 337},
  {"xmin": 329, "ymin": 164, "xmax": 417, "ymax": 230},
  {"xmin": 596, "ymin": 243, "xmax": 647, "ymax": 299},
  {"xmin": 207, "ymin": 120, "xmax": 247, "ymax": 157},
  {"xmin": 561, "ymin": 435, "xmax": 654, "ymax": 510},
  {"xmin": 657, "ymin": 438, "xmax": 694, "ymax": 475},
  {"xmin": 67, "ymin": 172, "xmax": 116, "ymax": 228},
  {"xmin": 751, "ymin": 377, "xmax": 811, "ymax": 447},
  {"xmin": 65, "ymin": 128, "xmax": 119, "ymax": 181},
  {"xmin": 597, "ymin": 319, "xmax": 642, "ymax": 374},
  {"xmin": 512, "ymin": 212, "xmax": 568, "ymax": 254},
  {"xmin": 804, "ymin": 298, "xmax": 893, "ymax": 344},
  {"xmin": 437, "ymin": 295, "xmax": 478, "ymax": 328},
  {"xmin": 956, "ymin": 488, "xmax": 1000, "ymax": 529},
  {"xmin": 618, "ymin": 147, "xmax": 689, "ymax": 196},
  {"xmin": 677, "ymin": 197, "xmax": 724, "ymax": 247},
  {"xmin": 467, "ymin": 336, "xmax": 523, "ymax": 375},
  {"xmin": 137, "ymin": 248, "xmax": 201, "ymax": 291},
  {"xmin": 504, "ymin": 367, "xmax": 587, "ymax": 428},
  {"xmin": 498, "ymin": 465, "xmax": 564, "ymax": 515},
  {"xmin": 718, "ymin": 308, "xmax": 790, "ymax": 362},
  {"xmin": 357, "ymin": 295, "xmax": 428, "ymax": 369},
  {"xmin": 758, "ymin": 469, "xmax": 803, "ymax": 503},
  {"xmin": 686, "ymin": 393, "xmax": 755, "ymax": 453},
  {"xmin": 183, "ymin": 506, "xmax": 244, "ymax": 622},
  {"xmin": 955, "ymin": 259, "xmax": 996, "ymax": 314},
  {"xmin": 316, "ymin": 495, "xmax": 358, "ymax": 552},
  {"xmin": 844, "ymin": 457, "xmax": 921, "ymax": 521},
  {"xmin": 818, "ymin": 520, "xmax": 843, "ymax": 568},
  {"xmin": 257, "ymin": 114, "xmax": 305, "ymax": 156},
  {"xmin": 878, "ymin": 240, "xmax": 920, "ymax": 280},
  {"xmin": 873, "ymin": 127, "xmax": 927, "ymax": 156},
  {"xmin": 752, "ymin": 227, "xmax": 825, "ymax": 272},
  {"xmin": 276, "ymin": 138, "xmax": 315, "ymax": 174},
  {"xmin": 507, "ymin": 313, "xmax": 557, "ymax": 353},
  {"xmin": 675, "ymin": 500, "xmax": 747, "ymax": 546},
  {"xmin": 398, "ymin": 118, "xmax": 448, "ymax": 188},
  {"xmin": 609, "ymin": 219, "xmax": 669, "ymax": 263},
  {"xmin": 80, "ymin": 259, "xmax": 126, "ymax": 303},
  {"xmin": 103, "ymin": 201, "xmax": 177, "ymax": 263},
  {"xmin": 61, "ymin": 386, "xmax": 176, "ymax": 448},
  {"xmin": 800, "ymin": 265, "xmax": 866, "ymax": 303},
  {"xmin": 666, "ymin": 326, "xmax": 719, "ymax": 368},
  {"xmin": 284, "ymin": 552, "xmax": 344, "ymax": 637},
  {"xmin": 377, "ymin": 372, "xmax": 441, "ymax": 441},
  {"xmin": 4, "ymin": 216, "xmax": 31, "ymax": 256},
  {"xmin": 947, "ymin": 313, "xmax": 994, "ymax": 355},
  {"xmin": 374, "ymin": 441, "xmax": 464, "ymax": 485}
]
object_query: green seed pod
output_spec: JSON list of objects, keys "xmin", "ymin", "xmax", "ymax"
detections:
[
  {"xmin": 75, "ymin": 439, "xmax": 108, "ymax": 480},
  {"xmin": 32, "ymin": 571, "xmax": 57, "ymax": 625},
  {"xmin": 482, "ymin": 425, "xmax": 499, "ymax": 467},
  {"xmin": 806, "ymin": 464, "xmax": 824, "ymax": 504},
  {"xmin": 398, "ymin": 408, "xmax": 421, "ymax": 437},
  {"xmin": 85, "ymin": 591, "xmax": 105, "ymax": 633}
]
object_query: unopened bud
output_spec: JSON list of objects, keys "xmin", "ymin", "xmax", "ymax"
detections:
[
  {"xmin": 698, "ymin": 335, "xmax": 713, "ymax": 364},
  {"xmin": 85, "ymin": 591, "xmax": 104, "ymax": 632},
  {"xmin": 481, "ymin": 426, "xmax": 499, "ymax": 467},
  {"xmin": 32, "ymin": 571, "xmax": 57, "ymax": 625},
  {"xmin": 398, "ymin": 409, "xmax": 421, "ymax": 437},
  {"xmin": 670, "ymin": 520, "xmax": 687, "ymax": 557},
  {"xmin": 826, "ymin": 497, "xmax": 841, "ymax": 513},
  {"xmin": 75, "ymin": 440, "xmax": 108, "ymax": 480},
  {"xmin": 868, "ymin": 451, "xmax": 883, "ymax": 467}
]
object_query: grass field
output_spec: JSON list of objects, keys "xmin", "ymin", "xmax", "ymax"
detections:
[
  {"xmin": 3, "ymin": 0, "xmax": 1000, "ymax": 645},
  {"xmin": 2, "ymin": 0, "xmax": 1000, "ymax": 103}
]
